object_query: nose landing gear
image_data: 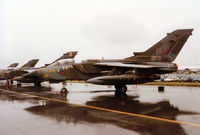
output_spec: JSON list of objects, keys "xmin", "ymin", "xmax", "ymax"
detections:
[
  {"xmin": 61, "ymin": 82, "xmax": 68, "ymax": 93},
  {"xmin": 61, "ymin": 87, "xmax": 68, "ymax": 93}
]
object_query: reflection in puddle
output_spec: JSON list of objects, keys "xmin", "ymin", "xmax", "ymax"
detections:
[
  {"xmin": 0, "ymin": 85, "xmax": 199, "ymax": 135},
  {"xmin": 25, "ymin": 93, "xmax": 196, "ymax": 135}
]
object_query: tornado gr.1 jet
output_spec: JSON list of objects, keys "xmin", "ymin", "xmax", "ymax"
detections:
[
  {"xmin": 14, "ymin": 51, "xmax": 78, "ymax": 87},
  {"xmin": 0, "ymin": 63, "xmax": 19, "ymax": 74},
  {"xmin": 0, "ymin": 62, "xmax": 19, "ymax": 70},
  {"xmin": 15, "ymin": 29, "xmax": 193, "ymax": 93},
  {"xmin": 0, "ymin": 59, "xmax": 39, "ymax": 85}
]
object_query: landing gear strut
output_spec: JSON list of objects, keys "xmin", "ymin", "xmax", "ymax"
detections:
[
  {"xmin": 6, "ymin": 80, "xmax": 10, "ymax": 88},
  {"xmin": 6, "ymin": 80, "xmax": 10, "ymax": 86},
  {"xmin": 115, "ymin": 85, "xmax": 127, "ymax": 93}
]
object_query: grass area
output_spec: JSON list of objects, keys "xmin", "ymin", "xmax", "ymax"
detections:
[
  {"xmin": 66, "ymin": 80, "xmax": 200, "ymax": 87},
  {"xmin": 66, "ymin": 80, "xmax": 87, "ymax": 83},
  {"xmin": 144, "ymin": 82, "xmax": 200, "ymax": 87}
]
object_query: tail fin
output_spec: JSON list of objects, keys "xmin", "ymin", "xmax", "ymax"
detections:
[
  {"xmin": 124, "ymin": 29, "xmax": 193, "ymax": 62},
  {"xmin": 20, "ymin": 59, "xmax": 39, "ymax": 68},
  {"xmin": 8, "ymin": 63, "xmax": 19, "ymax": 68},
  {"xmin": 54, "ymin": 51, "xmax": 78, "ymax": 62},
  {"xmin": 46, "ymin": 51, "xmax": 78, "ymax": 67}
]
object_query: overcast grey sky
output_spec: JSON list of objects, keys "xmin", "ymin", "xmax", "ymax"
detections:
[{"xmin": 1, "ymin": 0, "xmax": 200, "ymax": 68}]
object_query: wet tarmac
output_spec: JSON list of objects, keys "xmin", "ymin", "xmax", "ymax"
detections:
[{"xmin": 0, "ymin": 82, "xmax": 200, "ymax": 135}]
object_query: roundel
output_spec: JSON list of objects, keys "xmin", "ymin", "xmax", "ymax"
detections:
[{"xmin": 59, "ymin": 70, "xmax": 65, "ymax": 75}]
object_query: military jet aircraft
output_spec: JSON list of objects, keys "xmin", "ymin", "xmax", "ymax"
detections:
[
  {"xmin": 179, "ymin": 65, "xmax": 200, "ymax": 72},
  {"xmin": 0, "ymin": 59, "xmax": 39, "ymax": 85},
  {"xmin": 14, "ymin": 51, "xmax": 78, "ymax": 87},
  {"xmin": 0, "ymin": 62, "xmax": 19, "ymax": 70},
  {"xmin": 15, "ymin": 29, "xmax": 193, "ymax": 93},
  {"xmin": 0, "ymin": 63, "xmax": 19, "ymax": 74}
]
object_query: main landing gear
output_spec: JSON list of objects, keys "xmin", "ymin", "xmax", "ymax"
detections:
[
  {"xmin": 114, "ymin": 84, "xmax": 165, "ymax": 93},
  {"xmin": 115, "ymin": 84, "xmax": 127, "ymax": 93}
]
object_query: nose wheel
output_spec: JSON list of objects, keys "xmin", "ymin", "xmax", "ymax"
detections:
[
  {"xmin": 115, "ymin": 85, "xmax": 127, "ymax": 93},
  {"xmin": 61, "ymin": 81, "xmax": 68, "ymax": 93},
  {"xmin": 61, "ymin": 88, "xmax": 68, "ymax": 93}
]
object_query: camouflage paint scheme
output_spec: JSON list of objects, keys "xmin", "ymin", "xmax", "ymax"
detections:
[{"xmin": 15, "ymin": 29, "xmax": 193, "ymax": 92}]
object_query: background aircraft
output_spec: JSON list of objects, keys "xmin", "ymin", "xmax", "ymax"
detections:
[
  {"xmin": 179, "ymin": 65, "xmax": 200, "ymax": 72},
  {"xmin": 14, "ymin": 51, "xmax": 78, "ymax": 87},
  {"xmin": 0, "ymin": 63, "xmax": 19, "ymax": 76},
  {"xmin": 0, "ymin": 59, "xmax": 39, "ymax": 85},
  {"xmin": 14, "ymin": 29, "xmax": 193, "ymax": 93},
  {"xmin": 0, "ymin": 63, "xmax": 19, "ymax": 71}
]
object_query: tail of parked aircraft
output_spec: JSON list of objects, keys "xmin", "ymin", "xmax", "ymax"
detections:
[
  {"xmin": 8, "ymin": 63, "xmax": 19, "ymax": 68},
  {"xmin": 52, "ymin": 51, "xmax": 78, "ymax": 63},
  {"xmin": 124, "ymin": 29, "xmax": 193, "ymax": 62},
  {"xmin": 45, "ymin": 51, "xmax": 78, "ymax": 67},
  {"xmin": 20, "ymin": 59, "xmax": 39, "ymax": 68}
]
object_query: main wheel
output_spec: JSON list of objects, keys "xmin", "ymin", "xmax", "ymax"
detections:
[
  {"xmin": 115, "ymin": 85, "xmax": 127, "ymax": 93},
  {"xmin": 120, "ymin": 85, "xmax": 127, "ymax": 93}
]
